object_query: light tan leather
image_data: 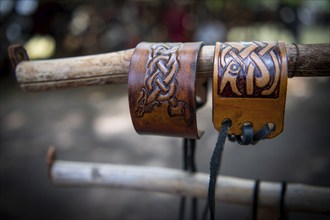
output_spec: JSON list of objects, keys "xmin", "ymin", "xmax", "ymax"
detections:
[{"xmin": 213, "ymin": 41, "xmax": 288, "ymax": 138}]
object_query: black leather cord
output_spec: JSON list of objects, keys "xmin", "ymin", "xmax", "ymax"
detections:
[
  {"xmin": 179, "ymin": 138, "xmax": 198, "ymax": 220},
  {"xmin": 252, "ymin": 124, "xmax": 274, "ymax": 144},
  {"xmin": 189, "ymin": 139, "xmax": 198, "ymax": 220},
  {"xmin": 202, "ymin": 119, "xmax": 231, "ymax": 220},
  {"xmin": 178, "ymin": 98, "xmax": 204, "ymax": 220},
  {"xmin": 233, "ymin": 123, "xmax": 254, "ymax": 145},
  {"xmin": 188, "ymin": 139, "xmax": 197, "ymax": 173},
  {"xmin": 178, "ymin": 196, "xmax": 186, "ymax": 220},
  {"xmin": 228, "ymin": 123, "xmax": 275, "ymax": 145},
  {"xmin": 252, "ymin": 179, "xmax": 260, "ymax": 220},
  {"xmin": 178, "ymin": 139, "xmax": 188, "ymax": 220},
  {"xmin": 279, "ymin": 181, "xmax": 287, "ymax": 220}
]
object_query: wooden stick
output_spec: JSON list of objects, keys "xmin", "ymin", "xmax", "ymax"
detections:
[
  {"xmin": 49, "ymin": 159, "xmax": 330, "ymax": 214},
  {"xmin": 14, "ymin": 43, "xmax": 330, "ymax": 92}
]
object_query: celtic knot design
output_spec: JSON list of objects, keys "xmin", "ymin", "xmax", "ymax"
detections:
[
  {"xmin": 219, "ymin": 41, "xmax": 282, "ymax": 98},
  {"xmin": 135, "ymin": 43, "xmax": 188, "ymax": 118}
]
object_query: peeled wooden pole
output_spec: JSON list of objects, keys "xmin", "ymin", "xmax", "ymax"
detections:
[
  {"xmin": 11, "ymin": 43, "xmax": 330, "ymax": 92},
  {"xmin": 49, "ymin": 160, "xmax": 330, "ymax": 214},
  {"xmin": 47, "ymin": 149, "xmax": 329, "ymax": 214}
]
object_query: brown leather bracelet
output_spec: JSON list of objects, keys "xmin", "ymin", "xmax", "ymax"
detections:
[
  {"xmin": 213, "ymin": 41, "xmax": 288, "ymax": 138},
  {"xmin": 128, "ymin": 42, "xmax": 205, "ymax": 138}
]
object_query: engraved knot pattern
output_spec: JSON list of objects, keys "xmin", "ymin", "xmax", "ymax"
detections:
[
  {"xmin": 136, "ymin": 43, "xmax": 188, "ymax": 119},
  {"xmin": 219, "ymin": 41, "xmax": 282, "ymax": 98}
]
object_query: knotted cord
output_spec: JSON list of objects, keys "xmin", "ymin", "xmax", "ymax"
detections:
[{"xmin": 228, "ymin": 123, "xmax": 275, "ymax": 145}]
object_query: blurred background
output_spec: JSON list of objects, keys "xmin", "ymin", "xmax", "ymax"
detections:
[{"xmin": 0, "ymin": 0, "xmax": 329, "ymax": 219}]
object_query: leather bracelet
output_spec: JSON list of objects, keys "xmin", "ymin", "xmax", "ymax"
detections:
[
  {"xmin": 128, "ymin": 42, "xmax": 205, "ymax": 138},
  {"xmin": 213, "ymin": 41, "xmax": 288, "ymax": 138}
]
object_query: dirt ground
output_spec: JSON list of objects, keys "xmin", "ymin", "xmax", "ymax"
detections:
[{"xmin": 1, "ymin": 76, "xmax": 329, "ymax": 220}]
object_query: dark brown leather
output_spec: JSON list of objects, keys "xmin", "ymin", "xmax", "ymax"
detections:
[
  {"xmin": 8, "ymin": 44, "xmax": 29, "ymax": 73},
  {"xmin": 128, "ymin": 42, "xmax": 205, "ymax": 138},
  {"xmin": 213, "ymin": 41, "xmax": 288, "ymax": 138}
]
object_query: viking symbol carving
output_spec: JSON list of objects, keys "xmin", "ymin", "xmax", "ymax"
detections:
[
  {"xmin": 136, "ymin": 43, "xmax": 188, "ymax": 118},
  {"xmin": 219, "ymin": 42, "xmax": 281, "ymax": 98}
]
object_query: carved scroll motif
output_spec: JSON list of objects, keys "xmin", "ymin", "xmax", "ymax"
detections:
[
  {"xmin": 135, "ymin": 43, "xmax": 187, "ymax": 118},
  {"xmin": 218, "ymin": 42, "xmax": 282, "ymax": 98}
]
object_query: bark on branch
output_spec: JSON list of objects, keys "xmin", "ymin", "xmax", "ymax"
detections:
[{"xmin": 11, "ymin": 43, "xmax": 330, "ymax": 92}]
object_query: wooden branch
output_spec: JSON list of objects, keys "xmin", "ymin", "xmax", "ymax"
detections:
[
  {"xmin": 49, "ymin": 159, "xmax": 330, "ymax": 214},
  {"xmin": 13, "ymin": 43, "xmax": 330, "ymax": 92}
]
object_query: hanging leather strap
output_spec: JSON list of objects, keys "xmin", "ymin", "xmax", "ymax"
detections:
[
  {"xmin": 279, "ymin": 181, "xmax": 287, "ymax": 220},
  {"xmin": 252, "ymin": 179, "xmax": 260, "ymax": 220},
  {"xmin": 202, "ymin": 119, "xmax": 231, "ymax": 220}
]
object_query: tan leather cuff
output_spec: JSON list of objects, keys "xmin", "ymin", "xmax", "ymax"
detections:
[
  {"xmin": 213, "ymin": 41, "xmax": 288, "ymax": 138},
  {"xmin": 128, "ymin": 42, "xmax": 205, "ymax": 138}
]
